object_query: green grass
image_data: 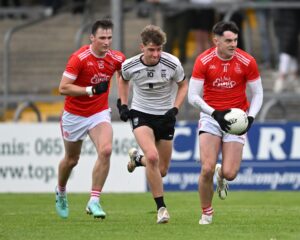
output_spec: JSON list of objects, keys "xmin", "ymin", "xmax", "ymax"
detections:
[{"xmin": 0, "ymin": 192, "xmax": 300, "ymax": 240}]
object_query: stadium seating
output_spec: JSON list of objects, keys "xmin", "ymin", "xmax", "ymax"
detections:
[{"xmin": 1, "ymin": 1, "xmax": 300, "ymax": 122}]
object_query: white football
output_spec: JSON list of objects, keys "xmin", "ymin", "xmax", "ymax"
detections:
[{"xmin": 224, "ymin": 108, "xmax": 248, "ymax": 135}]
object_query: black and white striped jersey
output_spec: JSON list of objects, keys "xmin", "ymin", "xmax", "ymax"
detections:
[{"xmin": 121, "ymin": 52, "xmax": 185, "ymax": 115}]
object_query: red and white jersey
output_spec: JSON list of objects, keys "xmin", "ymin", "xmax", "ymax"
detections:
[
  {"xmin": 63, "ymin": 45, "xmax": 125, "ymax": 117},
  {"xmin": 191, "ymin": 47, "xmax": 260, "ymax": 111}
]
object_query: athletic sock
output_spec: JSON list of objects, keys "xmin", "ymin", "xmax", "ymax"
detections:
[
  {"xmin": 202, "ymin": 205, "xmax": 214, "ymax": 216},
  {"xmin": 135, "ymin": 154, "xmax": 143, "ymax": 167},
  {"xmin": 57, "ymin": 185, "xmax": 66, "ymax": 196},
  {"xmin": 154, "ymin": 196, "xmax": 166, "ymax": 210},
  {"xmin": 90, "ymin": 189, "xmax": 101, "ymax": 202}
]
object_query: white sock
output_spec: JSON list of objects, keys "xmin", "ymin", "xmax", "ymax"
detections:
[
  {"xmin": 90, "ymin": 196, "xmax": 99, "ymax": 202},
  {"xmin": 89, "ymin": 189, "xmax": 101, "ymax": 202}
]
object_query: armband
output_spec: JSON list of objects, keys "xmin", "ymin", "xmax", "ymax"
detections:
[{"xmin": 86, "ymin": 86, "xmax": 93, "ymax": 96}]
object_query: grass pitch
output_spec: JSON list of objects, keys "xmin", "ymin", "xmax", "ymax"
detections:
[{"xmin": 0, "ymin": 191, "xmax": 300, "ymax": 240}]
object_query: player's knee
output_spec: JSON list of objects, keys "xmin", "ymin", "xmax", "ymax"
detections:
[
  {"xmin": 99, "ymin": 145, "xmax": 112, "ymax": 158},
  {"xmin": 145, "ymin": 152, "xmax": 159, "ymax": 166},
  {"xmin": 160, "ymin": 168, "xmax": 168, "ymax": 177},
  {"xmin": 201, "ymin": 164, "xmax": 215, "ymax": 179},
  {"xmin": 65, "ymin": 155, "xmax": 79, "ymax": 168},
  {"xmin": 222, "ymin": 169, "xmax": 238, "ymax": 181}
]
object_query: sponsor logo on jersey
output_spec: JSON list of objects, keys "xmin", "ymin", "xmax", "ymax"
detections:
[
  {"xmin": 213, "ymin": 76, "xmax": 236, "ymax": 88},
  {"xmin": 91, "ymin": 73, "xmax": 110, "ymax": 84}
]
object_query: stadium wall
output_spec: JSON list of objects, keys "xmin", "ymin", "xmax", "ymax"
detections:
[{"xmin": 1, "ymin": 122, "xmax": 300, "ymax": 193}]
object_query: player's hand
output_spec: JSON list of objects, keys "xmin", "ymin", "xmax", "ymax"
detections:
[
  {"xmin": 117, "ymin": 98, "xmax": 130, "ymax": 122},
  {"xmin": 237, "ymin": 116, "xmax": 254, "ymax": 135},
  {"xmin": 164, "ymin": 107, "xmax": 178, "ymax": 122},
  {"xmin": 116, "ymin": 98, "xmax": 122, "ymax": 110},
  {"xmin": 211, "ymin": 109, "xmax": 231, "ymax": 132},
  {"xmin": 164, "ymin": 107, "xmax": 178, "ymax": 128},
  {"xmin": 92, "ymin": 81, "xmax": 109, "ymax": 95}
]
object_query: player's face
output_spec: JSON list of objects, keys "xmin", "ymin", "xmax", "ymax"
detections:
[
  {"xmin": 214, "ymin": 31, "xmax": 238, "ymax": 59},
  {"xmin": 141, "ymin": 42, "xmax": 162, "ymax": 65},
  {"xmin": 90, "ymin": 28, "xmax": 112, "ymax": 56}
]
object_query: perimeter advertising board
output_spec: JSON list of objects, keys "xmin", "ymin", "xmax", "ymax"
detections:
[
  {"xmin": 0, "ymin": 123, "xmax": 146, "ymax": 193},
  {"xmin": 1, "ymin": 122, "xmax": 300, "ymax": 192},
  {"xmin": 163, "ymin": 122, "xmax": 300, "ymax": 191}
]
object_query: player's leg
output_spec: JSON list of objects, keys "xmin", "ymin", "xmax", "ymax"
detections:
[
  {"xmin": 127, "ymin": 110, "xmax": 148, "ymax": 172},
  {"xmin": 221, "ymin": 141, "xmax": 244, "ymax": 181},
  {"xmin": 127, "ymin": 135, "xmax": 173, "ymax": 174},
  {"xmin": 56, "ymin": 140, "xmax": 83, "ymax": 218},
  {"xmin": 154, "ymin": 139, "xmax": 172, "ymax": 223},
  {"xmin": 156, "ymin": 139, "xmax": 172, "ymax": 177},
  {"xmin": 58, "ymin": 140, "xmax": 83, "ymax": 187},
  {"xmin": 133, "ymin": 126, "xmax": 160, "ymax": 196},
  {"xmin": 86, "ymin": 121, "xmax": 112, "ymax": 219},
  {"xmin": 198, "ymin": 132, "xmax": 221, "ymax": 224},
  {"xmin": 214, "ymin": 162, "xmax": 229, "ymax": 200},
  {"xmin": 215, "ymin": 141, "xmax": 243, "ymax": 201},
  {"xmin": 127, "ymin": 147, "xmax": 146, "ymax": 172},
  {"xmin": 133, "ymin": 126, "xmax": 169, "ymax": 223},
  {"xmin": 154, "ymin": 108, "xmax": 176, "ymax": 177}
]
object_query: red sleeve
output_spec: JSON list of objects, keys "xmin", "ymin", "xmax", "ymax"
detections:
[
  {"xmin": 116, "ymin": 52, "xmax": 126, "ymax": 71},
  {"xmin": 192, "ymin": 56, "xmax": 205, "ymax": 80},
  {"xmin": 65, "ymin": 54, "xmax": 82, "ymax": 78},
  {"xmin": 246, "ymin": 57, "xmax": 260, "ymax": 82}
]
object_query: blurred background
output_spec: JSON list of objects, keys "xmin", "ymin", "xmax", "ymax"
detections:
[{"xmin": 1, "ymin": 0, "xmax": 300, "ymax": 123}]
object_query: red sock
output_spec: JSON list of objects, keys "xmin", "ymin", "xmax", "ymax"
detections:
[{"xmin": 202, "ymin": 205, "xmax": 214, "ymax": 216}]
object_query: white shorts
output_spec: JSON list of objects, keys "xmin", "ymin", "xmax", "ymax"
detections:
[
  {"xmin": 61, "ymin": 109, "xmax": 111, "ymax": 142},
  {"xmin": 198, "ymin": 112, "xmax": 246, "ymax": 144}
]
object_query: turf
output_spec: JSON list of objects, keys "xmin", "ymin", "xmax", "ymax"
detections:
[{"xmin": 0, "ymin": 192, "xmax": 300, "ymax": 240}]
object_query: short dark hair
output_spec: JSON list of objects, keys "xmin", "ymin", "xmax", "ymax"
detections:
[
  {"xmin": 140, "ymin": 25, "xmax": 167, "ymax": 46},
  {"xmin": 91, "ymin": 18, "xmax": 113, "ymax": 35},
  {"xmin": 212, "ymin": 21, "xmax": 239, "ymax": 36}
]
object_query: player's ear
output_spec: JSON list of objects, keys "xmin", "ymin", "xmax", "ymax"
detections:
[
  {"xmin": 140, "ymin": 43, "xmax": 144, "ymax": 52},
  {"xmin": 90, "ymin": 34, "xmax": 95, "ymax": 42},
  {"xmin": 212, "ymin": 36, "xmax": 218, "ymax": 46}
]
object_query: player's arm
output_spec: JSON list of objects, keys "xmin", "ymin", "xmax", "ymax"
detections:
[
  {"xmin": 59, "ymin": 75, "xmax": 108, "ymax": 97},
  {"xmin": 164, "ymin": 77, "xmax": 188, "ymax": 121},
  {"xmin": 247, "ymin": 77, "xmax": 263, "ymax": 118},
  {"xmin": 118, "ymin": 72, "xmax": 130, "ymax": 106},
  {"xmin": 59, "ymin": 75, "xmax": 88, "ymax": 97},
  {"xmin": 237, "ymin": 77, "xmax": 263, "ymax": 135},
  {"xmin": 165, "ymin": 57, "xmax": 188, "ymax": 118},
  {"xmin": 188, "ymin": 77, "xmax": 231, "ymax": 131},
  {"xmin": 115, "ymin": 70, "xmax": 122, "ymax": 100},
  {"xmin": 174, "ymin": 78, "xmax": 188, "ymax": 110},
  {"xmin": 117, "ymin": 72, "xmax": 131, "ymax": 122},
  {"xmin": 188, "ymin": 77, "xmax": 214, "ymax": 115}
]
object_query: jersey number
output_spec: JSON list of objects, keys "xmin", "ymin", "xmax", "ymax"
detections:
[{"xmin": 147, "ymin": 72, "xmax": 154, "ymax": 77}]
